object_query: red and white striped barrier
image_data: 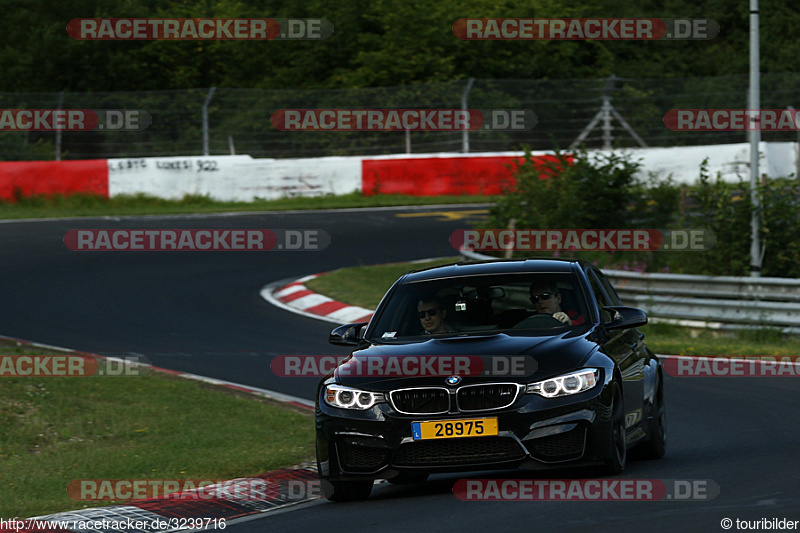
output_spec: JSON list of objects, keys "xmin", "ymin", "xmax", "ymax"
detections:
[{"xmin": 0, "ymin": 143, "xmax": 796, "ymax": 201}]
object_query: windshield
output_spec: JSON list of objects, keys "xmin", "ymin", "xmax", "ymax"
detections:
[{"xmin": 368, "ymin": 272, "xmax": 590, "ymax": 341}]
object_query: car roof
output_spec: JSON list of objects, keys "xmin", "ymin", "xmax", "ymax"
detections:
[{"xmin": 402, "ymin": 257, "xmax": 587, "ymax": 283}]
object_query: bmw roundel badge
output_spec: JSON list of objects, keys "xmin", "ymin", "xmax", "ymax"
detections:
[{"xmin": 446, "ymin": 375, "xmax": 462, "ymax": 386}]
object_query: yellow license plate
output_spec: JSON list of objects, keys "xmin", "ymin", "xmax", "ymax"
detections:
[{"xmin": 411, "ymin": 418, "xmax": 498, "ymax": 440}]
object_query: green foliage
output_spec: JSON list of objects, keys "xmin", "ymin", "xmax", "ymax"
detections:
[
  {"xmin": 678, "ymin": 160, "xmax": 753, "ymax": 276},
  {"xmin": 488, "ymin": 152, "xmax": 800, "ymax": 278},
  {"xmin": 628, "ymin": 172, "xmax": 681, "ymax": 228},
  {"xmin": 1, "ymin": 0, "xmax": 798, "ymax": 93},
  {"xmin": 666, "ymin": 164, "xmax": 800, "ymax": 278},
  {"xmin": 489, "ymin": 147, "xmax": 641, "ymax": 231},
  {"xmin": 758, "ymin": 178, "xmax": 800, "ymax": 278},
  {"xmin": 0, "ymin": 136, "xmax": 56, "ymax": 161}
]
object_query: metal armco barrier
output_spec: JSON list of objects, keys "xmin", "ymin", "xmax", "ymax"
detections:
[
  {"xmin": 459, "ymin": 250, "xmax": 800, "ymax": 333},
  {"xmin": 604, "ymin": 270, "xmax": 800, "ymax": 333}
]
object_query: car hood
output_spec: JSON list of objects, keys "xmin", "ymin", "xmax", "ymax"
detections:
[{"xmin": 334, "ymin": 331, "xmax": 598, "ymax": 391}]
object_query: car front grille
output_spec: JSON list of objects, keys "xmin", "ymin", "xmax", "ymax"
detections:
[
  {"xmin": 390, "ymin": 388, "xmax": 449, "ymax": 414},
  {"xmin": 527, "ymin": 427, "xmax": 586, "ymax": 461},
  {"xmin": 389, "ymin": 383, "xmax": 522, "ymax": 414},
  {"xmin": 393, "ymin": 437, "xmax": 526, "ymax": 467},
  {"xmin": 457, "ymin": 383, "xmax": 520, "ymax": 411}
]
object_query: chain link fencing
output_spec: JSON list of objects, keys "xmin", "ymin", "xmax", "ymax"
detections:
[{"xmin": 1, "ymin": 73, "xmax": 798, "ymax": 160}]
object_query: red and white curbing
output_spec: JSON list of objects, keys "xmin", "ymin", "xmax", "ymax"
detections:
[{"xmin": 265, "ymin": 274, "xmax": 374, "ymax": 325}]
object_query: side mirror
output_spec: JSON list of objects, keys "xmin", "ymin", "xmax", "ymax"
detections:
[
  {"xmin": 603, "ymin": 306, "xmax": 648, "ymax": 331},
  {"xmin": 328, "ymin": 322, "xmax": 368, "ymax": 346}
]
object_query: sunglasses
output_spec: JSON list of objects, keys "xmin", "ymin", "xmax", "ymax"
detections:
[
  {"xmin": 531, "ymin": 292, "xmax": 556, "ymax": 303},
  {"xmin": 417, "ymin": 308, "xmax": 440, "ymax": 319}
]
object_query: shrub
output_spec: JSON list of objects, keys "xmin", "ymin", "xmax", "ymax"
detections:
[{"xmin": 487, "ymin": 150, "xmax": 800, "ymax": 278}]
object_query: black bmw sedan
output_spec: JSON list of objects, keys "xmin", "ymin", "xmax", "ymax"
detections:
[{"xmin": 316, "ymin": 258, "xmax": 666, "ymax": 501}]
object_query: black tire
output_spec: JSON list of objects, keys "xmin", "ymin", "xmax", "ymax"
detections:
[
  {"xmin": 320, "ymin": 478, "xmax": 373, "ymax": 502},
  {"xmin": 387, "ymin": 472, "xmax": 429, "ymax": 485},
  {"xmin": 640, "ymin": 373, "xmax": 666, "ymax": 459},
  {"xmin": 602, "ymin": 386, "xmax": 627, "ymax": 475}
]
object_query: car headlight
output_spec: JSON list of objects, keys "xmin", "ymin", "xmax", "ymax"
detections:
[
  {"xmin": 526, "ymin": 369, "xmax": 599, "ymax": 398},
  {"xmin": 324, "ymin": 384, "xmax": 385, "ymax": 410}
]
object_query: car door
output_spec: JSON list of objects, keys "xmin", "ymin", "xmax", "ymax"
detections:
[{"xmin": 585, "ymin": 267, "xmax": 646, "ymax": 434}]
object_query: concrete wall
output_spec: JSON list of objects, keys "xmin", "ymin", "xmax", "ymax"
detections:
[{"xmin": 1, "ymin": 142, "xmax": 795, "ymax": 201}]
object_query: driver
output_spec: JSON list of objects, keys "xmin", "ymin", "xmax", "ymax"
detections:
[{"xmin": 529, "ymin": 282, "xmax": 585, "ymax": 326}]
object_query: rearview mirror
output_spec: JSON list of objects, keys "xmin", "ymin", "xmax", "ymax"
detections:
[
  {"xmin": 328, "ymin": 322, "xmax": 368, "ymax": 346},
  {"xmin": 603, "ymin": 306, "xmax": 648, "ymax": 331}
]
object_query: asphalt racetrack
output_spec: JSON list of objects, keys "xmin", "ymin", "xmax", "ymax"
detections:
[{"xmin": 1, "ymin": 206, "xmax": 797, "ymax": 532}]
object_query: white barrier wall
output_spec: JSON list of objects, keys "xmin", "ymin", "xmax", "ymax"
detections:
[
  {"xmin": 621, "ymin": 142, "xmax": 798, "ymax": 184},
  {"xmin": 106, "ymin": 142, "xmax": 797, "ymax": 201},
  {"xmin": 107, "ymin": 155, "xmax": 361, "ymax": 201},
  {"xmin": 360, "ymin": 142, "xmax": 798, "ymax": 184}
]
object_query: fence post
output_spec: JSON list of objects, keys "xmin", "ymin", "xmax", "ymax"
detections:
[
  {"xmin": 601, "ymin": 95, "xmax": 613, "ymax": 150},
  {"xmin": 748, "ymin": 0, "xmax": 761, "ymax": 278},
  {"xmin": 462, "ymin": 78, "xmax": 475, "ymax": 153},
  {"xmin": 789, "ymin": 106, "xmax": 800, "ymax": 179},
  {"xmin": 601, "ymin": 74, "xmax": 617, "ymax": 150},
  {"xmin": 202, "ymin": 87, "xmax": 216, "ymax": 156},
  {"xmin": 55, "ymin": 91, "xmax": 64, "ymax": 160}
]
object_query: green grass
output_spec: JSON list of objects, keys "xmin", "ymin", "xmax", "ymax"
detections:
[
  {"xmin": 306, "ymin": 256, "xmax": 463, "ymax": 308},
  {"xmin": 639, "ymin": 322, "xmax": 800, "ymax": 356},
  {"xmin": 305, "ymin": 259, "xmax": 800, "ymax": 356},
  {"xmin": 0, "ymin": 192, "xmax": 492, "ymax": 220},
  {"xmin": 0, "ymin": 340, "xmax": 315, "ymax": 519}
]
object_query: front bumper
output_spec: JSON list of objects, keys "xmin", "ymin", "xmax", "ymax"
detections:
[{"xmin": 316, "ymin": 381, "xmax": 616, "ymax": 481}]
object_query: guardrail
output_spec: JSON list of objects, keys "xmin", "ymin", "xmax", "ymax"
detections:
[
  {"xmin": 603, "ymin": 270, "xmax": 800, "ymax": 334},
  {"xmin": 459, "ymin": 250, "xmax": 800, "ymax": 334}
]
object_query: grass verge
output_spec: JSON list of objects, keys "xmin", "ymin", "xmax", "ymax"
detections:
[
  {"xmin": 306, "ymin": 256, "xmax": 463, "ymax": 307},
  {"xmin": 0, "ymin": 192, "xmax": 492, "ymax": 220},
  {"xmin": 304, "ymin": 258, "xmax": 800, "ymax": 356},
  {"xmin": 0, "ymin": 340, "xmax": 314, "ymax": 519}
]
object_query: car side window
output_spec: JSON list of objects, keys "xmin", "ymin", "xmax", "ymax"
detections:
[
  {"xmin": 587, "ymin": 270, "xmax": 613, "ymax": 323},
  {"xmin": 595, "ymin": 269, "xmax": 624, "ymax": 306}
]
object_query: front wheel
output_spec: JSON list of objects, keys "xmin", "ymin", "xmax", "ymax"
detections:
[
  {"xmin": 602, "ymin": 386, "xmax": 627, "ymax": 475},
  {"xmin": 320, "ymin": 478, "xmax": 373, "ymax": 502}
]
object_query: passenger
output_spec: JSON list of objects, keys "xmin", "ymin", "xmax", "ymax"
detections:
[{"xmin": 417, "ymin": 297, "xmax": 452, "ymax": 334}]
